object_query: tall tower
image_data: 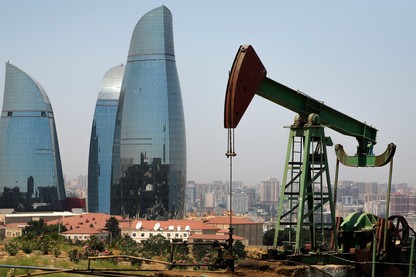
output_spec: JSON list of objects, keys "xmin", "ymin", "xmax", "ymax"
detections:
[
  {"xmin": 111, "ymin": 6, "xmax": 186, "ymax": 219},
  {"xmin": 88, "ymin": 65, "xmax": 125, "ymax": 213},
  {"xmin": 259, "ymin": 177, "xmax": 279, "ymax": 204},
  {"xmin": 0, "ymin": 63, "xmax": 66, "ymax": 211}
]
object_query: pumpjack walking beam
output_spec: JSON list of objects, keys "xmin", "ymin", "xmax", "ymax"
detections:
[{"xmin": 224, "ymin": 45, "xmax": 395, "ymax": 254}]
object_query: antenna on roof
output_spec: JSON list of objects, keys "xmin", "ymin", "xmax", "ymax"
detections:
[
  {"xmin": 153, "ymin": 222, "xmax": 161, "ymax": 231},
  {"xmin": 168, "ymin": 225, "xmax": 174, "ymax": 231},
  {"xmin": 177, "ymin": 225, "xmax": 181, "ymax": 231},
  {"xmin": 185, "ymin": 225, "xmax": 191, "ymax": 231},
  {"xmin": 135, "ymin": 221, "xmax": 142, "ymax": 230}
]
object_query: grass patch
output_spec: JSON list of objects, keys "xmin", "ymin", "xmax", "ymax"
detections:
[{"xmin": 0, "ymin": 253, "xmax": 157, "ymax": 277}]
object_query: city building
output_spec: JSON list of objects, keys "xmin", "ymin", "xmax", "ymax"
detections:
[
  {"xmin": 88, "ymin": 65, "xmax": 125, "ymax": 213},
  {"xmin": 184, "ymin": 181, "xmax": 260, "ymax": 216},
  {"xmin": 204, "ymin": 216, "xmax": 264, "ymax": 246},
  {"xmin": 122, "ymin": 219, "xmax": 227, "ymax": 243},
  {"xmin": 204, "ymin": 192, "xmax": 216, "ymax": 209},
  {"xmin": 65, "ymin": 175, "xmax": 88, "ymax": 198},
  {"xmin": 62, "ymin": 226, "xmax": 109, "ymax": 241},
  {"xmin": 47, "ymin": 212, "xmax": 126, "ymax": 241},
  {"xmin": 258, "ymin": 177, "xmax": 279, "ymax": 204},
  {"xmin": 0, "ymin": 210, "xmax": 78, "ymax": 239},
  {"xmin": 391, "ymin": 192, "xmax": 410, "ymax": 215},
  {"xmin": 245, "ymin": 187, "xmax": 257, "ymax": 209},
  {"xmin": 364, "ymin": 182, "xmax": 378, "ymax": 195},
  {"xmin": 184, "ymin": 181, "xmax": 196, "ymax": 212},
  {"xmin": 0, "ymin": 63, "xmax": 66, "ymax": 212},
  {"xmin": 230, "ymin": 191, "xmax": 249, "ymax": 215},
  {"xmin": 337, "ymin": 183, "xmax": 359, "ymax": 204},
  {"xmin": 111, "ymin": 6, "xmax": 186, "ymax": 219}
]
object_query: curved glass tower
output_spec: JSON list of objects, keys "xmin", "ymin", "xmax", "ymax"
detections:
[
  {"xmin": 0, "ymin": 63, "xmax": 66, "ymax": 211},
  {"xmin": 111, "ymin": 6, "xmax": 186, "ymax": 219},
  {"xmin": 88, "ymin": 64, "xmax": 125, "ymax": 214}
]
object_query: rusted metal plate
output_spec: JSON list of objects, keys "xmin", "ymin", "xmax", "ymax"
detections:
[{"xmin": 224, "ymin": 45, "xmax": 267, "ymax": 128}]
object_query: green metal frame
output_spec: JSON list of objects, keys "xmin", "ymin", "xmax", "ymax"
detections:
[
  {"xmin": 273, "ymin": 124, "xmax": 338, "ymax": 253},
  {"xmin": 257, "ymin": 78, "xmax": 377, "ymax": 151}
]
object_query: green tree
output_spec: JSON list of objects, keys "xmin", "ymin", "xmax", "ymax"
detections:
[
  {"xmin": 23, "ymin": 219, "xmax": 46, "ymax": 237},
  {"xmin": 105, "ymin": 217, "xmax": 121, "ymax": 241},
  {"xmin": 141, "ymin": 234, "xmax": 170, "ymax": 259},
  {"xmin": 233, "ymin": 240, "xmax": 246, "ymax": 259},
  {"xmin": 172, "ymin": 239, "xmax": 189, "ymax": 259},
  {"xmin": 118, "ymin": 235, "xmax": 143, "ymax": 266},
  {"xmin": 4, "ymin": 241, "xmax": 19, "ymax": 256},
  {"xmin": 38, "ymin": 234, "xmax": 53, "ymax": 254},
  {"xmin": 263, "ymin": 228, "xmax": 276, "ymax": 246},
  {"xmin": 88, "ymin": 235, "xmax": 106, "ymax": 252},
  {"xmin": 170, "ymin": 239, "xmax": 193, "ymax": 269},
  {"xmin": 16, "ymin": 219, "xmax": 66, "ymax": 255},
  {"xmin": 22, "ymin": 219, "xmax": 66, "ymax": 241}
]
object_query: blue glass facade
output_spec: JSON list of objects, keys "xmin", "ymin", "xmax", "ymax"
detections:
[
  {"xmin": 111, "ymin": 6, "xmax": 186, "ymax": 219},
  {"xmin": 0, "ymin": 63, "xmax": 66, "ymax": 211},
  {"xmin": 88, "ymin": 64, "xmax": 124, "ymax": 214}
]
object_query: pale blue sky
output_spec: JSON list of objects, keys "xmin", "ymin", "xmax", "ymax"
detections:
[{"xmin": 0, "ymin": 1, "xmax": 415, "ymax": 186}]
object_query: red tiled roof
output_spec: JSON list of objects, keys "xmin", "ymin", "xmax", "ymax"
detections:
[
  {"xmin": 47, "ymin": 213, "xmax": 125, "ymax": 231},
  {"xmin": 189, "ymin": 234, "xmax": 246, "ymax": 241},
  {"xmin": 62, "ymin": 226, "xmax": 109, "ymax": 235},
  {"xmin": 4, "ymin": 223, "xmax": 27, "ymax": 228},
  {"xmin": 204, "ymin": 216, "xmax": 261, "ymax": 225}
]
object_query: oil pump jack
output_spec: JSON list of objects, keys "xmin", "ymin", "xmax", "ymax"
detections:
[{"xmin": 224, "ymin": 45, "xmax": 396, "ymax": 255}]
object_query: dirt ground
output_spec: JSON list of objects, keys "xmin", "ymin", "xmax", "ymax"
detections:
[{"xmin": 154, "ymin": 259, "xmax": 355, "ymax": 277}]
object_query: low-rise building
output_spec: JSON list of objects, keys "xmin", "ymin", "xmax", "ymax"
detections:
[
  {"xmin": 1, "ymin": 223, "xmax": 27, "ymax": 238},
  {"xmin": 61, "ymin": 226, "xmax": 109, "ymax": 241},
  {"xmin": 203, "ymin": 216, "xmax": 264, "ymax": 246},
  {"xmin": 0, "ymin": 212, "xmax": 255, "ymax": 246},
  {"xmin": 121, "ymin": 219, "xmax": 222, "ymax": 243}
]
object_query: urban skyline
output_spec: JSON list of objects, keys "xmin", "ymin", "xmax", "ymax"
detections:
[{"xmin": 0, "ymin": 2, "xmax": 415, "ymax": 188}]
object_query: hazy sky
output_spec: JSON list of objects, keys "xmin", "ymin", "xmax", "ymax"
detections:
[{"xmin": 1, "ymin": 1, "xmax": 415, "ymax": 186}]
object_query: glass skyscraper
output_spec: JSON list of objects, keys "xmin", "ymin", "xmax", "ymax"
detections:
[
  {"xmin": 0, "ymin": 63, "xmax": 66, "ymax": 211},
  {"xmin": 111, "ymin": 6, "xmax": 186, "ymax": 219},
  {"xmin": 88, "ymin": 64, "xmax": 125, "ymax": 214}
]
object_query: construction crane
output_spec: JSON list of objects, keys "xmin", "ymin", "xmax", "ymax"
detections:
[{"xmin": 224, "ymin": 45, "xmax": 396, "ymax": 254}]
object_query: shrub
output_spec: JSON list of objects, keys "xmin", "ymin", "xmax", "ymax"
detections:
[
  {"xmin": 67, "ymin": 236, "xmax": 113, "ymax": 263},
  {"xmin": 5, "ymin": 241, "xmax": 19, "ymax": 256},
  {"xmin": 172, "ymin": 253, "xmax": 193, "ymax": 270},
  {"xmin": 192, "ymin": 240, "xmax": 218, "ymax": 270},
  {"xmin": 21, "ymin": 241, "xmax": 33, "ymax": 254},
  {"xmin": 38, "ymin": 235, "xmax": 53, "ymax": 254},
  {"xmin": 141, "ymin": 234, "xmax": 170, "ymax": 259},
  {"xmin": 88, "ymin": 236, "xmax": 106, "ymax": 253},
  {"xmin": 68, "ymin": 249, "xmax": 81, "ymax": 263},
  {"xmin": 53, "ymin": 247, "xmax": 61, "ymax": 258},
  {"xmin": 118, "ymin": 235, "xmax": 143, "ymax": 266},
  {"xmin": 233, "ymin": 240, "xmax": 247, "ymax": 259}
]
